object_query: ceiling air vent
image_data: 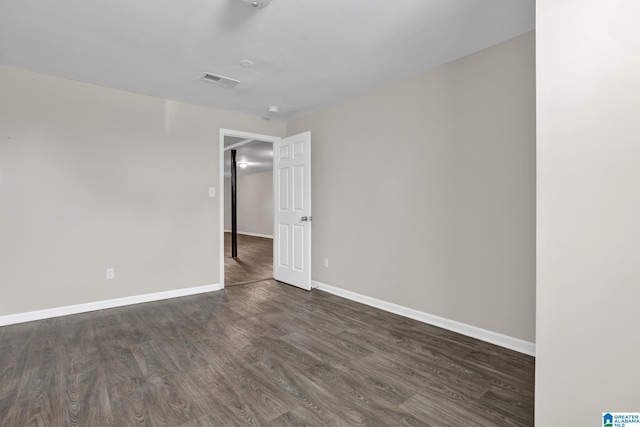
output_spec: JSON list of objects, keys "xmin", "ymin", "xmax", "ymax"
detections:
[{"xmin": 200, "ymin": 72, "xmax": 240, "ymax": 88}]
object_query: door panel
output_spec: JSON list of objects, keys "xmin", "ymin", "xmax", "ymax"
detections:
[
  {"xmin": 278, "ymin": 168, "xmax": 289, "ymax": 210},
  {"xmin": 273, "ymin": 131, "xmax": 311, "ymax": 290},
  {"xmin": 293, "ymin": 165, "xmax": 304, "ymax": 210},
  {"xmin": 293, "ymin": 224, "xmax": 304, "ymax": 271},
  {"xmin": 277, "ymin": 224, "xmax": 289, "ymax": 268}
]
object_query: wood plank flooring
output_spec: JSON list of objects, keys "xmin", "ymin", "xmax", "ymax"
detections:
[
  {"xmin": 224, "ymin": 233, "xmax": 273, "ymax": 286},
  {"xmin": 0, "ymin": 280, "xmax": 534, "ymax": 426}
]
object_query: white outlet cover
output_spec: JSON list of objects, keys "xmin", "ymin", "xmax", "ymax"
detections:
[{"xmin": 209, "ymin": 187, "xmax": 216, "ymax": 197}]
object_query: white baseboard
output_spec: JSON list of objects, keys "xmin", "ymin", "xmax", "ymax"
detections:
[
  {"xmin": 0, "ymin": 283, "xmax": 223, "ymax": 327},
  {"xmin": 224, "ymin": 230, "xmax": 273, "ymax": 239},
  {"xmin": 312, "ymin": 281, "xmax": 536, "ymax": 357}
]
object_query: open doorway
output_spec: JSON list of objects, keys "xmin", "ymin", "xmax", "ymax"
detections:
[
  {"xmin": 219, "ymin": 129, "xmax": 279, "ymax": 287},
  {"xmin": 223, "ymin": 137, "xmax": 274, "ymax": 285},
  {"xmin": 219, "ymin": 129, "xmax": 313, "ymax": 290}
]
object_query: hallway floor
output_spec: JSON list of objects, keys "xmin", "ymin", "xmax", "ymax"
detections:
[{"xmin": 224, "ymin": 232, "xmax": 273, "ymax": 285}]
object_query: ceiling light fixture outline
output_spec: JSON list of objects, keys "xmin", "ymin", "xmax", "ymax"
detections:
[{"xmin": 239, "ymin": 0, "xmax": 272, "ymax": 10}]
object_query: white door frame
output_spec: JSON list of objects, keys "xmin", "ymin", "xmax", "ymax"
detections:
[{"xmin": 219, "ymin": 128, "xmax": 280, "ymax": 288}]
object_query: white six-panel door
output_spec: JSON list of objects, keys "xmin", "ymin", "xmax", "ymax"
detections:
[{"xmin": 273, "ymin": 132, "xmax": 311, "ymax": 290}]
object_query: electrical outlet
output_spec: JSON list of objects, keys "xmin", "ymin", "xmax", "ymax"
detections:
[
  {"xmin": 208, "ymin": 187, "xmax": 216, "ymax": 198},
  {"xmin": 324, "ymin": 258, "xmax": 329, "ymax": 268},
  {"xmin": 106, "ymin": 268, "xmax": 115, "ymax": 280}
]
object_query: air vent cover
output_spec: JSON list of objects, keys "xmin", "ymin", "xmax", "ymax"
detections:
[{"xmin": 200, "ymin": 73, "xmax": 240, "ymax": 88}]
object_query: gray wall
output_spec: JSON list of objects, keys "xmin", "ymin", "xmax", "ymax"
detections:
[
  {"xmin": 287, "ymin": 32, "xmax": 536, "ymax": 343},
  {"xmin": 536, "ymin": 1, "xmax": 640, "ymax": 424},
  {"xmin": 224, "ymin": 171, "xmax": 274, "ymax": 237},
  {"xmin": 0, "ymin": 65, "xmax": 284, "ymax": 316}
]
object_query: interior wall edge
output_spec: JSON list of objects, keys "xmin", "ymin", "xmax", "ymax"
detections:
[
  {"xmin": 0, "ymin": 283, "xmax": 222, "ymax": 327},
  {"xmin": 313, "ymin": 280, "xmax": 536, "ymax": 357}
]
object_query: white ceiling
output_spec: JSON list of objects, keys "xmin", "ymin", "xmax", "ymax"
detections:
[{"xmin": 0, "ymin": 0, "xmax": 534, "ymax": 121}]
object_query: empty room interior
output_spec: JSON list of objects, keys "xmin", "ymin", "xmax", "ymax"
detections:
[{"xmin": 1, "ymin": 1, "xmax": 638, "ymax": 426}]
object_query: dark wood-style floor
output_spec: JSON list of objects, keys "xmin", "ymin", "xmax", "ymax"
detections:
[
  {"xmin": 0, "ymin": 280, "xmax": 534, "ymax": 426},
  {"xmin": 224, "ymin": 233, "xmax": 273, "ymax": 286}
]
